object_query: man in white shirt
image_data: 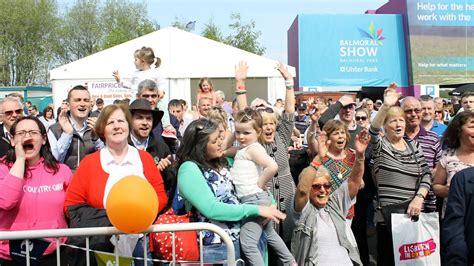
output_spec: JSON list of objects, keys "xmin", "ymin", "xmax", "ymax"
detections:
[{"xmin": 48, "ymin": 85, "xmax": 103, "ymax": 171}]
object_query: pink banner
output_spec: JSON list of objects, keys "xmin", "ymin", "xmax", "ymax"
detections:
[{"xmin": 398, "ymin": 238, "xmax": 437, "ymax": 261}]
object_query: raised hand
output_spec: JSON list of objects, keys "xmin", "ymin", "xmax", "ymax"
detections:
[
  {"xmin": 276, "ymin": 62, "xmax": 293, "ymax": 80},
  {"xmin": 87, "ymin": 117, "xmax": 97, "ymax": 131},
  {"xmin": 316, "ymin": 131, "xmax": 330, "ymax": 159},
  {"xmin": 354, "ymin": 129, "xmax": 371, "ymax": 155},
  {"xmin": 384, "ymin": 82, "xmax": 399, "ymax": 107},
  {"xmin": 112, "ymin": 70, "xmax": 121, "ymax": 82},
  {"xmin": 235, "ymin": 61, "xmax": 248, "ymax": 82},
  {"xmin": 58, "ymin": 109, "xmax": 73, "ymax": 134},
  {"xmin": 310, "ymin": 112, "xmax": 320, "ymax": 124}
]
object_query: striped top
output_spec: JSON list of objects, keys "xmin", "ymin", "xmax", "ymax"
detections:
[
  {"xmin": 405, "ymin": 127, "xmax": 441, "ymax": 170},
  {"xmin": 405, "ymin": 127, "xmax": 441, "ymax": 212},
  {"xmin": 262, "ymin": 112, "xmax": 296, "ymax": 242},
  {"xmin": 369, "ymin": 126, "xmax": 431, "ymax": 207}
]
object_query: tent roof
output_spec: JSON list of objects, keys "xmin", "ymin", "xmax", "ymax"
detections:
[{"xmin": 50, "ymin": 27, "xmax": 294, "ymax": 80}]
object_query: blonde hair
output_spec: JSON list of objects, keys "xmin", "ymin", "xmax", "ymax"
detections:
[
  {"xmin": 235, "ymin": 107, "xmax": 263, "ymax": 133},
  {"xmin": 208, "ymin": 106, "xmax": 228, "ymax": 130},
  {"xmin": 383, "ymin": 106, "xmax": 404, "ymax": 125}
]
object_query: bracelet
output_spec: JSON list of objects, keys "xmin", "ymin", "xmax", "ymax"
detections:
[
  {"xmin": 235, "ymin": 90, "xmax": 247, "ymax": 95},
  {"xmin": 285, "ymin": 79, "xmax": 294, "ymax": 87},
  {"xmin": 236, "ymin": 85, "xmax": 246, "ymax": 91},
  {"xmin": 415, "ymin": 193, "xmax": 425, "ymax": 199},
  {"xmin": 310, "ymin": 159, "xmax": 322, "ymax": 169},
  {"xmin": 356, "ymin": 156, "xmax": 365, "ymax": 162}
]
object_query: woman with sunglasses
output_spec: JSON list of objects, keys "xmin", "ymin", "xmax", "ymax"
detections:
[
  {"xmin": 0, "ymin": 116, "xmax": 73, "ymax": 265},
  {"xmin": 289, "ymin": 128, "xmax": 369, "ymax": 265},
  {"xmin": 354, "ymin": 108, "xmax": 370, "ymax": 129},
  {"xmin": 176, "ymin": 118, "xmax": 286, "ymax": 263},
  {"xmin": 235, "ymin": 61, "xmax": 297, "ymax": 244},
  {"xmin": 370, "ymin": 83, "xmax": 431, "ymax": 265}
]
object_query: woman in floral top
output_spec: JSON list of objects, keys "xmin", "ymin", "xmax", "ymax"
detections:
[
  {"xmin": 433, "ymin": 111, "xmax": 474, "ymax": 218},
  {"xmin": 176, "ymin": 118, "xmax": 286, "ymax": 263}
]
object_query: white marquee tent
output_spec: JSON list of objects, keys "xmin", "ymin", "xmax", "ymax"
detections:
[{"xmin": 50, "ymin": 27, "xmax": 295, "ymax": 107}]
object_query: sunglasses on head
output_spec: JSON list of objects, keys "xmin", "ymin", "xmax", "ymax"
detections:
[
  {"xmin": 238, "ymin": 113, "xmax": 253, "ymax": 123},
  {"xmin": 355, "ymin": 116, "xmax": 367, "ymax": 121},
  {"xmin": 256, "ymin": 105, "xmax": 274, "ymax": 114},
  {"xmin": 311, "ymin": 183, "xmax": 331, "ymax": 191},
  {"xmin": 4, "ymin": 109, "xmax": 23, "ymax": 116},
  {"xmin": 404, "ymin": 108, "xmax": 422, "ymax": 114}
]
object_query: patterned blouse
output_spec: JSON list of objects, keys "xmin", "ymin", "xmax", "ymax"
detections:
[{"xmin": 197, "ymin": 167, "xmax": 241, "ymax": 245}]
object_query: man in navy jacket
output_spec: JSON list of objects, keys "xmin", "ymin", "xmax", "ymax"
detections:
[{"xmin": 443, "ymin": 166, "xmax": 474, "ymax": 265}]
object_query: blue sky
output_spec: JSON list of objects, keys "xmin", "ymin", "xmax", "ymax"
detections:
[{"xmin": 147, "ymin": 0, "xmax": 388, "ymax": 63}]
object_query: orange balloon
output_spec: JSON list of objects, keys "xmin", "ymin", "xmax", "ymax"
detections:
[{"xmin": 106, "ymin": 175, "xmax": 159, "ymax": 234}]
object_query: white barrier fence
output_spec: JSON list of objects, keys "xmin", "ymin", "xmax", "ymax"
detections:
[{"xmin": 0, "ymin": 222, "xmax": 237, "ymax": 266}]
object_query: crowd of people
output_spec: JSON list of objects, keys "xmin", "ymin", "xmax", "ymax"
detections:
[{"xmin": 1, "ymin": 46, "xmax": 474, "ymax": 265}]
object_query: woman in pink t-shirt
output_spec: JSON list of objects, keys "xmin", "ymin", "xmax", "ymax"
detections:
[{"xmin": 0, "ymin": 116, "xmax": 72, "ymax": 265}]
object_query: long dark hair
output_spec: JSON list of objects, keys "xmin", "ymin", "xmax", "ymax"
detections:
[
  {"xmin": 1, "ymin": 116, "xmax": 60, "ymax": 178},
  {"xmin": 443, "ymin": 110, "xmax": 474, "ymax": 149},
  {"xmin": 176, "ymin": 118, "xmax": 227, "ymax": 170}
]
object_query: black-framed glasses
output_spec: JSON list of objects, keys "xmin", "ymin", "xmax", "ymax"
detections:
[
  {"xmin": 404, "ymin": 108, "xmax": 422, "ymax": 114},
  {"xmin": 311, "ymin": 183, "xmax": 331, "ymax": 191},
  {"xmin": 4, "ymin": 109, "xmax": 23, "ymax": 116},
  {"xmin": 14, "ymin": 130, "xmax": 42, "ymax": 137},
  {"xmin": 355, "ymin": 116, "xmax": 367, "ymax": 121},
  {"xmin": 434, "ymin": 110, "xmax": 443, "ymax": 114}
]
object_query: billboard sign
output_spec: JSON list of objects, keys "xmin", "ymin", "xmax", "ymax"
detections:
[
  {"xmin": 407, "ymin": 0, "xmax": 474, "ymax": 84},
  {"xmin": 298, "ymin": 14, "xmax": 408, "ymax": 87}
]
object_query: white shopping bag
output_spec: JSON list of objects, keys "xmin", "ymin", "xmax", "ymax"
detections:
[{"xmin": 391, "ymin": 213, "xmax": 440, "ymax": 265}]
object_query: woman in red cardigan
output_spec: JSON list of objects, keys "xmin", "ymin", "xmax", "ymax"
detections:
[{"xmin": 64, "ymin": 103, "xmax": 167, "ymax": 266}]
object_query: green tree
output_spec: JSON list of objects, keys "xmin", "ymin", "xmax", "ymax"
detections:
[
  {"xmin": 0, "ymin": 0, "xmax": 59, "ymax": 85},
  {"xmin": 55, "ymin": 0, "xmax": 159, "ymax": 65},
  {"xmin": 201, "ymin": 19, "xmax": 224, "ymax": 42},
  {"xmin": 101, "ymin": 0, "xmax": 158, "ymax": 49},
  {"xmin": 225, "ymin": 13, "xmax": 265, "ymax": 55},
  {"xmin": 53, "ymin": 0, "xmax": 102, "ymax": 64}
]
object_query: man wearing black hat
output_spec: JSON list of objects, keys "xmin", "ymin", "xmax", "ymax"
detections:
[
  {"xmin": 294, "ymin": 102, "xmax": 310, "ymax": 134},
  {"xmin": 128, "ymin": 99, "xmax": 175, "ymax": 197}
]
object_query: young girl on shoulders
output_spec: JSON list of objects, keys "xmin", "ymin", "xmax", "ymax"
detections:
[
  {"xmin": 113, "ymin": 46, "xmax": 175, "ymax": 138},
  {"xmin": 230, "ymin": 107, "xmax": 297, "ymax": 266},
  {"xmin": 196, "ymin": 78, "xmax": 217, "ymax": 106}
]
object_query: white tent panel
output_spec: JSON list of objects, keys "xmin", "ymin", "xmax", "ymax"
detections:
[{"xmin": 50, "ymin": 27, "xmax": 295, "ymax": 107}]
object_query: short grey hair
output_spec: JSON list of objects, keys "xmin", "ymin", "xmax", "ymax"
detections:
[
  {"xmin": 215, "ymin": 90, "xmax": 225, "ymax": 100},
  {"xmin": 137, "ymin": 79, "xmax": 158, "ymax": 96},
  {"xmin": 1, "ymin": 96, "xmax": 24, "ymax": 109}
]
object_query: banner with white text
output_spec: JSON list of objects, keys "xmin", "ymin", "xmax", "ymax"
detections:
[
  {"xmin": 407, "ymin": 0, "xmax": 474, "ymax": 84},
  {"xmin": 298, "ymin": 14, "xmax": 408, "ymax": 87}
]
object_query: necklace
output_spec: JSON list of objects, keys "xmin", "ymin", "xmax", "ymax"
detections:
[
  {"xmin": 335, "ymin": 159, "xmax": 344, "ymax": 180},
  {"xmin": 327, "ymin": 151, "xmax": 345, "ymax": 180}
]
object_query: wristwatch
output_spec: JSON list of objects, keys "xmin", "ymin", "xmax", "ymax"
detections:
[{"xmin": 415, "ymin": 193, "xmax": 425, "ymax": 199}]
